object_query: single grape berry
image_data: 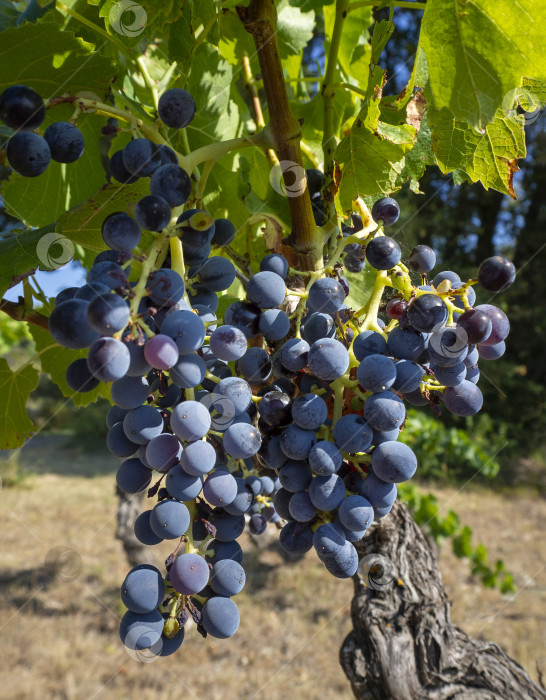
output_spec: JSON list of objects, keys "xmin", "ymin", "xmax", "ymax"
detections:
[
  {"xmin": 386, "ymin": 298, "xmax": 407, "ymax": 320},
  {"xmin": 371, "ymin": 197, "xmax": 400, "ymax": 226},
  {"xmin": 0, "ymin": 85, "xmax": 45, "ymax": 130},
  {"xmin": 456, "ymin": 308, "xmax": 492, "ymax": 344},
  {"xmin": 408, "ymin": 245, "xmax": 436, "ymax": 273},
  {"xmin": 477, "ymin": 256, "xmax": 516, "ymax": 293},
  {"xmin": 365, "ymin": 236, "xmax": 401, "ymax": 270},
  {"xmin": 6, "ymin": 132, "xmax": 50, "ymax": 177},
  {"xmin": 407, "ymin": 294, "xmax": 448, "ymax": 333},
  {"xmin": 43, "ymin": 122, "xmax": 85, "ymax": 163},
  {"xmin": 158, "ymin": 88, "xmax": 196, "ymax": 129}
]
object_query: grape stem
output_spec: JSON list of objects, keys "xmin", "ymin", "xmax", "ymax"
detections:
[
  {"xmin": 0, "ymin": 298, "xmax": 49, "ymax": 330},
  {"xmin": 354, "ymin": 270, "xmax": 389, "ymax": 330},
  {"xmin": 321, "ymin": 0, "xmax": 350, "ymax": 236},
  {"xmin": 331, "ymin": 377, "xmax": 345, "ymax": 424}
]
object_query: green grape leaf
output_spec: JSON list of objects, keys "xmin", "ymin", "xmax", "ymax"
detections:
[
  {"xmin": 2, "ymin": 110, "xmax": 108, "ymax": 228},
  {"xmin": 396, "ymin": 111, "xmax": 435, "ymax": 194},
  {"xmin": 0, "ymin": 19, "xmax": 116, "ymax": 98},
  {"xmin": 182, "ymin": 44, "xmax": 240, "ymax": 147},
  {"xmin": 335, "ymin": 119, "xmax": 415, "ymax": 209},
  {"xmin": 29, "ymin": 326, "xmax": 110, "ymax": 407},
  {"xmin": 419, "ymin": 0, "xmax": 546, "ymax": 129},
  {"xmin": 429, "ymin": 104, "xmax": 526, "ymax": 198},
  {"xmin": 0, "ymin": 0, "xmax": 21, "ymax": 31},
  {"xmin": 57, "ymin": 178, "xmax": 152, "ymax": 251},
  {"xmin": 0, "ymin": 225, "xmax": 56, "ymax": 299},
  {"xmin": 168, "ymin": 2, "xmax": 194, "ymax": 82},
  {"xmin": 277, "ymin": 3, "xmax": 315, "ymax": 58},
  {"xmin": 0, "ymin": 358, "xmax": 39, "ymax": 449}
]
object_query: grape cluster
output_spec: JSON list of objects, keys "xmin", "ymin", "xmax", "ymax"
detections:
[
  {"xmin": 0, "ymin": 85, "xmax": 85, "ymax": 176},
  {"xmin": 4, "ymin": 82, "xmax": 515, "ymax": 659}
]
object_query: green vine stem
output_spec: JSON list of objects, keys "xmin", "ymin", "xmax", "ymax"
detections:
[{"xmin": 321, "ymin": 0, "xmax": 349, "ymax": 229}]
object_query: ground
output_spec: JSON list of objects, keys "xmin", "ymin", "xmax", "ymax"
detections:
[{"xmin": 1, "ymin": 437, "xmax": 545, "ymax": 700}]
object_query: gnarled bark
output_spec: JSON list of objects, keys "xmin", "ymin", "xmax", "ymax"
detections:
[
  {"xmin": 341, "ymin": 501, "xmax": 546, "ymax": 700},
  {"xmin": 115, "ymin": 487, "xmax": 150, "ymax": 567}
]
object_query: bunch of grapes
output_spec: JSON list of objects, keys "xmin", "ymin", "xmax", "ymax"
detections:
[{"xmin": 0, "ymin": 84, "xmax": 515, "ymax": 659}]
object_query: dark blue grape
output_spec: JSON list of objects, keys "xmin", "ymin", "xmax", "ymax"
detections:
[
  {"xmin": 371, "ymin": 197, "xmax": 400, "ymax": 226},
  {"xmin": 201, "ymin": 596, "xmax": 240, "ymax": 639},
  {"xmin": 87, "ymin": 293, "xmax": 129, "ymax": 335},
  {"xmin": 150, "ymin": 164, "xmax": 191, "ymax": 207},
  {"xmin": 123, "ymin": 405, "xmax": 164, "ymax": 444},
  {"xmin": 101, "ymin": 212, "xmax": 142, "ymax": 252},
  {"xmin": 116, "ymin": 457, "xmax": 152, "ymax": 493},
  {"xmin": 443, "ymin": 380, "xmax": 483, "ymax": 416},
  {"xmin": 212, "ymin": 218, "xmax": 235, "ymax": 246},
  {"xmin": 223, "ymin": 423, "xmax": 262, "ymax": 458},
  {"xmin": 288, "ymin": 491, "xmax": 317, "ymax": 522},
  {"xmin": 165, "ymin": 465, "xmax": 203, "ymax": 500},
  {"xmin": 150, "ymin": 499, "xmax": 190, "ymax": 539},
  {"xmin": 366, "ymin": 236, "xmax": 401, "ymax": 270},
  {"xmin": 119, "ymin": 609, "xmax": 164, "ymax": 651},
  {"xmin": 158, "ymin": 88, "xmax": 196, "ymax": 129},
  {"xmin": 122, "ymin": 138, "xmax": 162, "ymax": 177},
  {"xmin": 278, "ymin": 460, "xmax": 312, "ymax": 493},
  {"xmin": 478, "ymin": 256, "xmax": 516, "ymax": 293},
  {"xmin": 210, "ymin": 325, "xmax": 248, "ymax": 361},
  {"xmin": 135, "ymin": 195, "xmax": 171, "ymax": 232},
  {"xmin": 475, "ymin": 304, "xmax": 509, "ymax": 345},
  {"xmin": 357, "ymin": 473, "xmax": 397, "ymax": 508},
  {"xmin": 281, "ymin": 338, "xmax": 309, "ymax": 372},
  {"xmin": 110, "ymin": 149, "xmax": 139, "ymax": 184},
  {"xmin": 171, "ymin": 400, "xmax": 211, "ymax": 441},
  {"xmin": 260, "ymin": 253, "xmax": 289, "ymax": 279},
  {"xmin": 364, "ymin": 390, "xmax": 405, "ymax": 431},
  {"xmin": 279, "ymin": 521, "xmax": 314, "ymax": 553},
  {"xmin": 7, "ymin": 131, "xmax": 50, "ymax": 177},
  {"xmin": 246, "ymin": 271, "xmax": 286, "ymax": 308},
  {"xmin": 43, "ymin": 122, "xmax": 84, "ymax": 163},
  {"xmin": 88, "ymin": 337, "xmax": 130, "ymax": 382},
  {"xmin": 134, "ymin": 510, "xmax": 163, "ymax": 545},
  {"xmin": 308, "ymin": 338, "xmax": 349, "ymax": 381},
  {"xmin": 66, "ymin": 358, "xmax": 99, "ymax": 393},
  {"xmin": 107, "ymin": 422, "xmax": 138, "ymax": 458},
  {"xmin": 308, "ymin": 441, "xmax": 342, "ymax": 475},
  {"xmin": 309, "ymin": 474, "xmax": 345, "ymax": 510},
  {"xmin": 338, "ymin": 495, "xmax": 374, "ymax": 531},
  {"xmin": 308, "ymin": 277, "xmax": 345, "ymax": 314},
  {"xmin": 121, "ymin": 564, "xmax": 164, "ymax": 614},
  {"xmin": 210, "ymin": 560, "xmax": 246, "ymax": 596},
  {"xmin": 372, "ymin": 441, "xmax": 417, "ymax": 483},
  {"xmin": 408, "ymin": 244, "xmax": 436, "ymax": 273},
  {"xmin": 357, "ymin": 354, "xmax": 396, "ymax": 393},
  {"xmin": 387, "ymin": 326, "xmax": 426, "ymax": 361},
  {"xmin": 332, "ymin": 414, "xmax": 373, "ymax": 453},
  {"xmin": 147, "ymin": 269, "xmax": 185, "ymax": 306},
  {"xmin": 0, "ymin": 85, "xmax": 44, "ymax": 130},
  {"xmin": 353, "ymin": 330, "xmax": 387, "ymax": 361}
]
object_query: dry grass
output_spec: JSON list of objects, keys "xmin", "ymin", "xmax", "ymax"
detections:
[{"xmin": 1, "ymin": 441, "xmax": 545, "ymax": 699}]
